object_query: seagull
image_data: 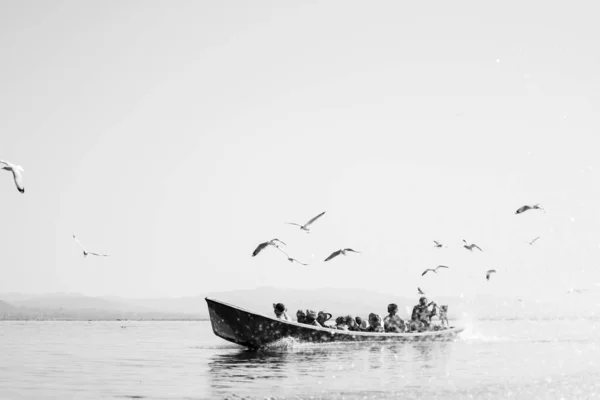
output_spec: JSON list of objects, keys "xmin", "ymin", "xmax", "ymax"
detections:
[
  {"xmin": 515, "ymin": 204, "xmax": 544, "ymax": 214},
  {"xmin": 0, "ymin": 160, "xmax": 25, "ymax": 193},
  {"xmin": 433, "ymin": 241, "xmax": 446, "ymax": 248},
  {"xmin": 324, "ymin": 248, "xmax": 360, "ymax": 262},
  {"xmin": 276, "ymin": 247, "xmax": 308, "ymax": 266},
  {"xmin": 418, "ymin": 287, "xmax": 426, "ymax": 295},
  {"xmin": 486, "ymin": 269, "xmax": 496, "ymax": 281},
  {"xmin": 252, "ymin": 238, "xmax": 286, "ymax": 257},
  {"xmin": 421, "ymin": 265, "xmax": 450, "ymax": 276},
  {"xmin": 463, "ymin": 239, "xmax": 483, "ymax": 252},
  {"xmin": 72, "ymin": 234, "xmax": 109, "ymax": 257},
  {"xmin": 528, "ymin": 236, "xmax": 540, "ymax": 246},
  {"xmin": 285, "ymin": 211, "xmax": 326, "ymax": 233}
]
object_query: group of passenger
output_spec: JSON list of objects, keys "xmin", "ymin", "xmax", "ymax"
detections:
[{"xmin": 272, "ymin": 296, "xmax": 448, "ymax": 333}]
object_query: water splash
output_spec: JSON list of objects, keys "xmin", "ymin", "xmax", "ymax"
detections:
[
  {"xmin": 261, "ymin": 337, "xmax": 301, "ymax": 350},
  {"xmin": 457, "ymin": 318, "xmax": 513, "ymax": 343}
]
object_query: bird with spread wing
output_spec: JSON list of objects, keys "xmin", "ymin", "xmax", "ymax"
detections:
[
  {"xmin": 324, "ymin": 248, "xmax": 360, "ymax": 262},
  {"xmin": 72, "ymin": 234, "xmax": 109, "ymax": 257},
  {"xmin": 252, "ymin": 239, "xmax": 286, "ymax": 257},
  {"xmin": 276, "ymin": 247, "xmax": 309, "ymax": 266},
  {"xmin": 515, "ymin": 204, "xmax": 544, "ymax": 214},
  {"xmin": 463, "ymin": 239, "xmax": 483, "ymax": 252},
  {"xmin": 0, "ymin": 160, "xmax": 25, "ymax": 193},
  {"xmin": 285, "ymin": 211, "xmax": 326, "ymax": 233},
  {"xmin": 421, "ymin": 265, "xmax": 450, "ymax": 276}
]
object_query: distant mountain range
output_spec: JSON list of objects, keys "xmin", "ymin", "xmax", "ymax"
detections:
[{"xmin": 0, "ymin": 286, "xmax": 598, "ymax": 321}]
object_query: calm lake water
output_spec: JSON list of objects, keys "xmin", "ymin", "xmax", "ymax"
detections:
[{"xmin": 1, "ymin": 319, "xmax": 599, "ymax": 399}]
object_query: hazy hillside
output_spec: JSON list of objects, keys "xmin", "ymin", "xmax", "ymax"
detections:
[
  {"xmin": 1, "ymin": 286, "xmax": 598, "ymax": 321},
  {"xmin": 11, "ymin": 295, "xmax": 154, "ymax": 313},
  {"xmin": 0, "ymin": 293, "xmax": 206, "ymax": 321},
  {"xmin": 0, "ymin": 300, "xmax": 16, "ymax": 312}
]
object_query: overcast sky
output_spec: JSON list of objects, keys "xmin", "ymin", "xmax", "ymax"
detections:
[{"xmin": 1, "ymin": 1, "xmax": 599, "ymax": 301}]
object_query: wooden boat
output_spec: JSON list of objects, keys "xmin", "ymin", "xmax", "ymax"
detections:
[{"xmin": 206, "ymin": 297, "xmax": 464, "ymax": 349}]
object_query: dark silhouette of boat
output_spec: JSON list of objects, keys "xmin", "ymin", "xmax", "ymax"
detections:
[{"xmin": 206, "ymin": 297, "xmax": 464, "ymax": 349}]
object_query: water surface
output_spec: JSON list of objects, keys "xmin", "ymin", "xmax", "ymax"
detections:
[{"xmin": 1, "ymin": 319, "xmax": 599, "ymax": 399}]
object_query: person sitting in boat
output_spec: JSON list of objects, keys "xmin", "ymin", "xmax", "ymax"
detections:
[
  {"xmin": 345, "ymin": 315, "xmax": 359, "ymax": 331},
  {"xmin": 273, "ymin": 303, "xmax": 293, "ymax": 322},
  {"xmin": 410, "ymin": 297, "xmax": 436, "ymax": 331},
  {"xmin": 384, "ymin": 303, "xmax": 406, "ymax": 333},
  {"xmin": 355, "ymin": 316, "xmax": 368, "ymax": 330},
  {"xmin": 335, "ymin": 316, "xmax": 349, "ymax": 330},
  {"xmin": 317, "ymin": 311, "xmax": 333, "ymax": 327},
  {"xmin": 366, "ymin": 313, "xmax": 385, "ymax": 332},
  {"xmin": 304, "ymin": 309, "xmax": 322, "ymax": 327},
  {"xmin": 296, "ymin": 309, "xmax": 307, "ymax": 324}
]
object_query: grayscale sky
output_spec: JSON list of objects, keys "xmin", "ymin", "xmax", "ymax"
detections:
[{"xmin": 1, "ymin": 1, "xmax": 599, "ymax": 300}]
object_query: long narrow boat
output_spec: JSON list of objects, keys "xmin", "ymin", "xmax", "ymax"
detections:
[{"xmin": 206, "ymin": 297, "xmax": 464, "ymax": 349}]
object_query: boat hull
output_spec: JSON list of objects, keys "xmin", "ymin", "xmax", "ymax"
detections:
[{"xmin": 206, "ymin": 297, "xmax": 464, "ymax": 349}]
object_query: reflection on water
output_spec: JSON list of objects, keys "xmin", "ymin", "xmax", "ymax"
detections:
[
  {"xmin": 1, "ymin": 320, "xmax": 599, "ymax": 399},
  {"xmin": 207, "ymin": 341, "xmax": 455, "ymax": 398}
]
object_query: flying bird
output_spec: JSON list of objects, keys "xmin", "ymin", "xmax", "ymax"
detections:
[
  {"xmin": 528, "ymin": 236, "xmax": 540, "ymax": 246},
  {"xmin": 72, "ymin": 234, "xmax": 109, "ymax": 257},
  {"xmin": 433, "ymin": 241, "xmax": 446, "ymax": 248},
  {"xmin": 421, "ymin": 265, "xmax": 450, "ymax": 276},
  {"xmin": 463, "ymin": 239, "xmax": 483, "ymax": 252},
  {"xmin": 276, "ymin": 247, "xmax": 308, "ymax": 266},
  {"xmin": 0, "ymin": 160, "xmax": 25, "ymax": 193},
  {"xmin": 515, "ymin": 204, "xmax": 544, "ymax": 214},
  {"xmin": 252, "ymin": 239, "xmax": 286, "ymax": 257},
  {"xmin": 486, "ymin": 269, "xmax": 496, "ymax": 281},
  {"xmin": 418, "ymin": 287, "xmax": 425, "ymax": 295},
  {"xmin": 324, "ymin": 248, "xmax": 360, "ymax": 262},
  {"xmin": 285, "ymin": 211, "xmax": 326, "ymax": 233}
]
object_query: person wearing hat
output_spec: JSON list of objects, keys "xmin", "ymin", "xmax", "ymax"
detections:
[
  {"xmin": 304, "ymin": 309, "xmax": 322, "ymax": 326},
  {"xmin": 273, "ymin": 303, "xmax": 293, "ymax": 321},
  {"xmin": 384, "ymin": 303, "xmax": 406, "ymax": 333},
  {"xmin": 317, "ymin": 311, "xmax": 333, "ymax": 327}
]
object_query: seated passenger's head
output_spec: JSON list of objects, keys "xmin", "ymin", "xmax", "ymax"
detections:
[
  {"xmin": 387, "ymin": 303, "xmax": 398, "ymax": 314},
  {"xmin": 355, "ymin": 316, "xmax": 363, "ymax": 326},
  {"xmin": 296, "ymin": 310, "xmax": 306, "ymax": 322},
  {"xmin": 306, "ymin": 309, "xmax": 318, "ymax": 322},
  {"xmin": 335, "ymin": 316, "xmax": 346, "ymax": 326},
  {"xmin": 345, "ymin": 315, "xmax": 356, "ymax": 328},
  {"xmin": 317, "ymin": 311, "xmax": 332, "ymax": 324},
  {"xmin": 273, "ymin": 303, "xmax": 286, "ymax": 317},
  {"xmin": 441, "ymin": 305, "xmax": 448, "ymax": 312},
  {"xmin": 368, "ymin": 313, "xmax": 382, "ymax": 327},
  {"xmin": 419, "ymin": 297, "xmax": 428, "ymax": 306}
]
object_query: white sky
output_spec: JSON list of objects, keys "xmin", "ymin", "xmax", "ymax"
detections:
[{"xmin": 1, "ymin": 1, "xmax": 599, "ymax": 300}]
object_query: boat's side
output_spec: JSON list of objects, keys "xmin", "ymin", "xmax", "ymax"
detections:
[{"xmin": 206, "ymin": 297, "xmax": 464, "ymax": 349}]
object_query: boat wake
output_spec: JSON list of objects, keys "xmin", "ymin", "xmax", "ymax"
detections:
[
  {"xmin": 456, "ymin": 317, "xmax": 513, "ymax": 343},
  {"xmin": 261, "ymin": 337, "xmax": 302, "ymax": 350}
]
